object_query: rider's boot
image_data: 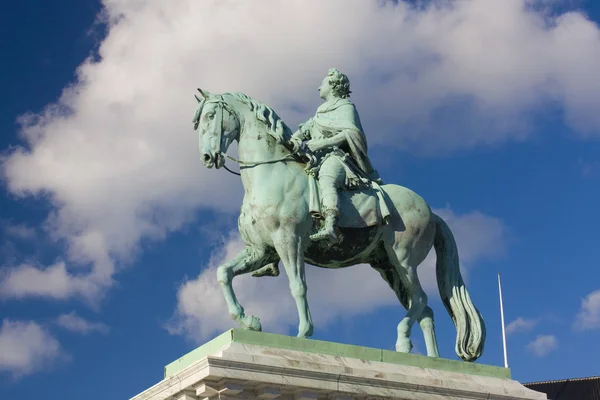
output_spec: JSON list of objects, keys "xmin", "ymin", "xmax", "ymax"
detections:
[
  {"xmin": 310, "ymin": 209, "xmax": 340, "ymax": 243},
  {"xmin": 312, "ymin": 174, "xmax": 342, "ymax": 243}
]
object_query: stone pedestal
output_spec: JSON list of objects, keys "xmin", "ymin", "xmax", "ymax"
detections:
[{"xmin": 130, "ymin": 330, "xmax": 546, "ymax": 400}]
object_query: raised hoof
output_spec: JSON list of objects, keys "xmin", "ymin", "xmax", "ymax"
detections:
[
  {"xmin": 239, "ymin": 315, "xmax": 262, "ymax": 331},
  {"xmin": 251, "ymin": 263, "xmax": 280, "ymax": 278},
  {"xmin": 310, "ymin": 228, "xmax": 342, "ymax": 244}
]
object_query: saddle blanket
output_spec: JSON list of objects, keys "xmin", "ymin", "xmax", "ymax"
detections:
[{"xmin": 338, "ymin": 186, "xmax": 387, "ymax": 228}]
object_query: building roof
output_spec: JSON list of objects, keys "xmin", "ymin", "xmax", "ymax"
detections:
[{"xmin": 524, "ymin": 376, "xmax": 600, "ymax": 400}]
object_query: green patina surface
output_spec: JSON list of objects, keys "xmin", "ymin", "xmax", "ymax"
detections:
[
  {"xmin": 164, "ymin": 329, "xmax": 510, "ymax": 380},
  {"xmin": 193, "ymin": 72, "xmax": 487, "ymax": 363}
]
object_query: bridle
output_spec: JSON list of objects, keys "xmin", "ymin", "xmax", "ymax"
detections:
[
  {"xmin": 201, "ymin": 96, "xmax": 300, "ymax": 176},
  {"xmin": 205, "ymin": 96, "xmax": 244, "ymax": 175}
]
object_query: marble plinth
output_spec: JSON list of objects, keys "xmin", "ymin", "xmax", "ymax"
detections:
[{"xmin": 130, "ymin": 329, "xmax": 546, "ymax": 400}]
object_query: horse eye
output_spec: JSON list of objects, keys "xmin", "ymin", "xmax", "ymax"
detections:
[{"xmin": 206, "ymin": 113, "xmax": 215, "ymax": 119}]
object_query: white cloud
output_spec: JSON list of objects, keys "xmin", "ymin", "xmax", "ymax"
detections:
[
  {"xmin": 55, "ymin": 312, "xmax": 110, "ymax": 335},
  {"xmin": 506, "ymin": 317, "xmax": 539, "ymax": 335},
  {"xmin": 169, "ymin": 207, "xmax": 505, "ymax": 343},
  {"xmin": 2, "ymin": 0, "xmax": 600, "ymax": 305},
  {"xmin": 526, "ymin": 334, "xmax": 558, "ymax": 357},
  {"xmin": 0, "ymin": 262, "xmax": 100, "ymax": 302},
  {"xmin": 418, "ymin": 207, "xmax": 505, "ymax": 291},
  {"xmin": 0, "ymin": 319, "xmax": 64, "ymax": 378},
  {"xmin": 573, "ymin": 289, "xmax": 600, "ymax": 331}
]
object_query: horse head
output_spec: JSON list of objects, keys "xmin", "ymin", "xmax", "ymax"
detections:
[{"xmin": 192, "ymin": 89, "xmax": 240, "ymax": 170}]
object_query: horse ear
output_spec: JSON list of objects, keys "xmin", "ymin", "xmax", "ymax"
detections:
[
  {"xmin": 197, "ymin": 88, "xmax": 210, "ymax": 99},
  {"xmin": 194, "ymin": 95, "xmax": 202, "ymax": 103}
]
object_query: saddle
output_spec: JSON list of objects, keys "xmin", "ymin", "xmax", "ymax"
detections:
[
  {"xmin": 339, "ymin": 187, "xmax": 389, "ymax": 228},
  {"xmin": 307, "ymin": 174, "xmax": 392, "ymax": 228}
]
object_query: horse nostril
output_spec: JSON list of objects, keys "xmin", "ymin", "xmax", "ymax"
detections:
[{"xmin": 204, "ymin": 154, "xmax": 211, "ymax": 163}]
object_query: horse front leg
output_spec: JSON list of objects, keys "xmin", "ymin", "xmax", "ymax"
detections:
[
  {"xmin": 273, "ymin": 232, "xmax": 313, "ymax": 338},
  {"xmin": 216, "ymin": 246, "xmax": 270, "ymax": 331}
]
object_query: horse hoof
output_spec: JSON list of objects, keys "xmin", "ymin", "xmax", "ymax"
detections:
[
  {"xmin": 297, "ymin": 325, "xmax": 314, "ymax": 338},
  {"xmin": 310, "ymin": 230, "xmax": 341, "ymax": 244},
  {"xmin": 396, "ymin": 339, "xmax": 413, "ymax": 353},
  {"xmin": 240, "ymin": 315, "xmax": 262, "ymax": 331},
  {"xmin": 251, "ymin": 263, "xmax": 280, "ymax": 278}
]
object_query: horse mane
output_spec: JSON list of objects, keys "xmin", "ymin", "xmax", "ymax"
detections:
[{"xmin": 225, "ymin": 92, "xmax": 291, "ymax": 143}]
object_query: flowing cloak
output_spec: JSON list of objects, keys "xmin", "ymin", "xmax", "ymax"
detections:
[
  {"xmin": 299, "ymin": 98, "xmax": 391, "ymax": 224},
  {"xmin": 298, "ymin": 98, "xmax": 378, "ymax": 179}
]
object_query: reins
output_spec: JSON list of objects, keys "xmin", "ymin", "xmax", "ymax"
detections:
[
  {"xmin": 200, "ymin": 94, "xmax": 307, "ymax": 176},
  {"xmin": 219, "ymin": 152, "xmax": 298, "ymax": 176}
]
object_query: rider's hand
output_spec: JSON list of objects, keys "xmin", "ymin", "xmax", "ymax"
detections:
[
  {"xmin": 288, "ymin": 138, "xmax": 302, "ymax": 153},
  {"xmin": 288, "ymin": 133, "xmax": 302, "ymax": 152}
]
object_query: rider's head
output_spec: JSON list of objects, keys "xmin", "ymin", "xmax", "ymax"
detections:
[{"xmin": 326, "ymin": 68, "xmax": 352, "ymax": 99}]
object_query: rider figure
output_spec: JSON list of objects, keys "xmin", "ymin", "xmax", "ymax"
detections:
[{"xmin": 290, "ymin": 68, "xmax": 382, "ymax": 243}]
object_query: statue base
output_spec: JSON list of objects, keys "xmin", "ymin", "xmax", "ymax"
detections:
[{"xmin": 130, "ymin": 329, "xmax": 546, "ymax": 400}]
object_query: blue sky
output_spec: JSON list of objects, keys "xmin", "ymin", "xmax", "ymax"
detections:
[{"xmin": 1, "ymin": 0, "xmax": 600, "ymax": 398}]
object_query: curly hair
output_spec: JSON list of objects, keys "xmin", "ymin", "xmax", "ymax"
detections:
[{"xmin": 326, "ymin": 68, "xmax": 352, "ymax": 99}]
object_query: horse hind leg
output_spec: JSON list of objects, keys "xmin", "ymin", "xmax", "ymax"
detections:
[
  {"xmin": 370, "ymin": 257, "xmax": 413, "ymax": 353},
  {"xmin": 418, "ymin": 306, "xmax": 440, "ymax": 357},
  {"xmin": 373, "ymin": 246, "xmax": 429, "ymax": 354},
  {"xmin": 372, "ymin": 256, "xmax": 439, "ymax": 356},
  {"xmin": 395, "ymin": 262, "xmax": 429, "ymax": 353},
  {"xmin": 370, "ymin": 257, "xmax": 410, "ymax": 314}
]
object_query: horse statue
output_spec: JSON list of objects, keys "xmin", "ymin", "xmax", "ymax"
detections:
[{"xmin": 192, "ymin": 89, "xmax": 486, "ymax": 362}]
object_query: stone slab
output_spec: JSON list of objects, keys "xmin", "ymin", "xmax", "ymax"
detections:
[
  {"xmin": 131, "ymin": 329, "xmax": 546, "ymax": 400},
  {"xmin": 164, "ymin": 329, "xmax": 510, "ymax": 380}
]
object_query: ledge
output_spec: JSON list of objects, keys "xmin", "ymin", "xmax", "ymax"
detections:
[
  {"xmin": 164, "ymin": 329, "xmax": 510, "ymax": 380},
  {"xmin": 131, "ymin": 330, "xmax": 545, "ymax": 400}
]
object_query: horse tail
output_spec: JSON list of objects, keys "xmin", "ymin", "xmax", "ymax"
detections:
[{"xmin": 432, "ymin": 213, "xmax": 486, "ymax": 361}]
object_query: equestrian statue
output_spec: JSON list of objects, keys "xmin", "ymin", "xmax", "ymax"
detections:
[{"xmin": 191, "ymin": 68, "xmax": 486, "ymax": 362}]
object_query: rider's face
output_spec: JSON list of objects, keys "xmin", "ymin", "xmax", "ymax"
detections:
[{"xmin": 318, "ymin": 77, "xmax": 332, "ymax": 100}]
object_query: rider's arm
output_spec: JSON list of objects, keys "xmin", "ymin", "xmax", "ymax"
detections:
[
  {"xmin": 289, "ymin": 130, "xmax": 306, "ymax": 152},
  {"xmin": 289, "ymin": 120, "xmax": 312, "ymax": 151},
  {"xmin": 306, "ymin": 132, "xmax": 347, "ymax": 152},
  {"xmin": 307, "ymin": 102, "xmax": 360, "ymax": 152},
  {"xmin": 291, "ymin": 129, "xmax": 308, "ymax": 141}
]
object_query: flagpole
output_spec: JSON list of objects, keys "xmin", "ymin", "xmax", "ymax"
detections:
[{"xmin": 498, "ymin": 273, "xmax": 509, "ymax": 368}]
